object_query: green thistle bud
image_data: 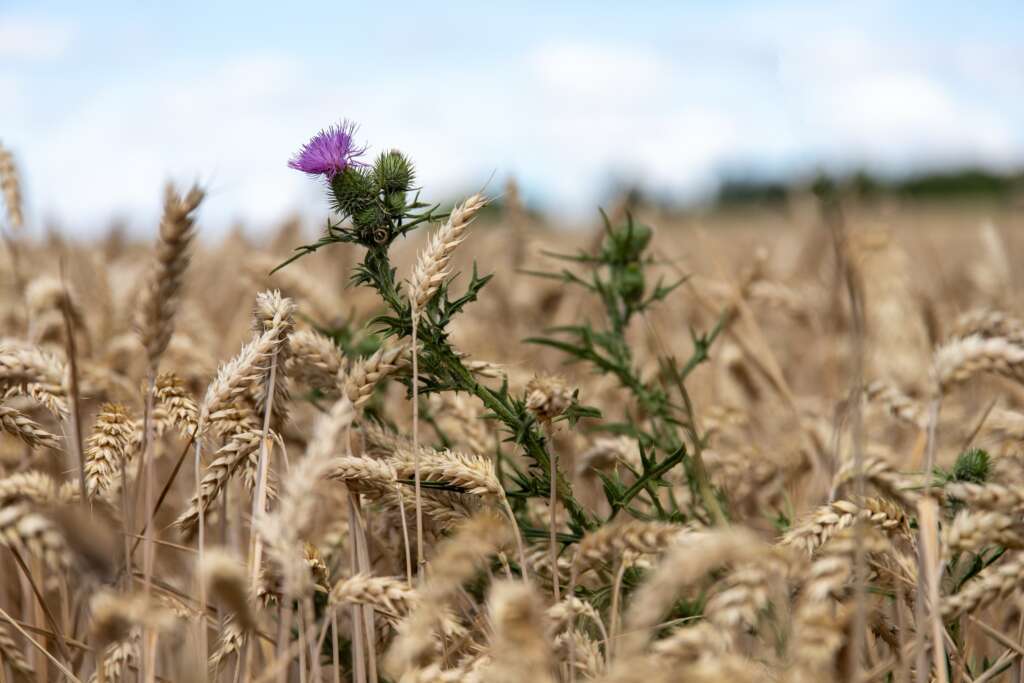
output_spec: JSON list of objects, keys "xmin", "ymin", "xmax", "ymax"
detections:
[
  {"xmin": 384, "ymin": 190, "xmax": 407, "ymax": 215},
  {"xmin": 330, "ymin": 167, "xmax": 377, "ymax": 217},
  {"xmin": 952, "ymin": 448, "xmax": 989, "ymax": 484},
  {"xmin": 352, "ymin": 203, "xmax": 389, "ymax": 244},
  {"xmin": 374, "ymin": 150, "xmax": 415, "ymax": 195},
  {"xmin": 603, "ymin": 222, "xmax": 652, "ymax": 263},
  {"xmin": 620, "ymin": 263, "xmax": 645, "ymax": 303}
]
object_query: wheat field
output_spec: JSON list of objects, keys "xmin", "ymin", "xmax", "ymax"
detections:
[{"xmin": 2, "ymin": 135, "xmax": 1024, "ymax": 683}]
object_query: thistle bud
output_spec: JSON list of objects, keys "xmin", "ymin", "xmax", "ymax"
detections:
[
  {"xmin": 374, "ymin": 149, "xmax": 415, "ymax": 195},
  {"xmin": 620, "ymin": 263, "xmax": 645, "ymax": 303},
  {"xmin": 330, "ymin": 167, "xmax": 376, "ymax": 217},
  {"xmin": 352, "ymin": 204, "xmax": 389, "ymax": 244},
  {"xmin": 385, "ymin": 190, "xmax": 407, "ymax": 215}
]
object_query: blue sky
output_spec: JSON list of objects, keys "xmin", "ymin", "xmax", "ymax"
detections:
[{"xmin": 2, "ymin": 1, "xmax": 1023, "ymax": 235}]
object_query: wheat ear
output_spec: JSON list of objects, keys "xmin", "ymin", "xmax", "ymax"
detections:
[
  {"xmin": 618, "ymin": 529, "xmax": 769, "ymax": 660},
  {"xmin": 407, "ymin": 193, "xmax": 488, "ymax": 312},
  {"xmin": 0, "ymin": 405, "xmax": 61, "ymax": 451},
  {"xmin": 288, "ymin": 329, "xmax": 344, "ymax": 395},
  {"xmin": 942, "ymin": 552, "xmax": 1024, "ymax": 619},
  {"xmin": 83, "ymin": 403, "xmax": 134, "ymax": 498},
  {"xmin": 153, "ymin": 372, "xmax": 198, "ymax": 437},
  {"xmin": 932, "ymin": 334, "xmax": 1024, "ymax": 394},
  {"xmin": 481, "ymin": 581, "xmax": 555, "ymax": 683},
  {"xmin": 201, "ymin": 549, "xmax": 257, "ymax": 630},
  {"xmin": 0, "ymin": 343, "xmax": 68, "ymax": 416},
  {"xmin": 0, "ymin": 142, "xmax": 23, "ymax": 231},
  {"xmin": 135, "ymin": 183, "xmax": 204, "ymax": 369},
  {"xmin": 781, "ymin": 497, "xmax": 908, "ymax": 556}
]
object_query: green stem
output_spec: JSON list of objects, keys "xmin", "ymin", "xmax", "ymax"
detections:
[{"xmin": 612, "ymin": 448, "xmax": 686, "ymax": 517}]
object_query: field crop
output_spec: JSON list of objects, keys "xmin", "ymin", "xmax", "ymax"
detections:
[{"xmin": 1, "ymin": 129, "xmax": 1024, "ymax": 682}]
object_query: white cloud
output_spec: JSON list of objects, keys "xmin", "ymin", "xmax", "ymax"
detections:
[
  {"xmin": 529, "ymin": 41, "xmax": 669, "ymax": 99},
  {"xmin": 773, "ymin": 30, "xmax": 1024, "ymax": 170},
  {"xmin": 0, "ymin": 15, "xmax": 75, "ymax": 60},
  {"xmin": 7, "ymin": 18, "xmax": 1024, "ymax": 237}
]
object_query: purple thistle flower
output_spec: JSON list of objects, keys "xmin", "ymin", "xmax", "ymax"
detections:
[{"xmin": 288, "ymin": 120, "xmax": 366, "ymax": 179}]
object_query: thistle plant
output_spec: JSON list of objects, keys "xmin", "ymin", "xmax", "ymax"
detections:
[
  {"xmin": 283, "ymin": 121, "xmax": 600, "ymax": 542},
  {"xmin": 282, "ymin": 121, "xmax": 731, "ymax": 548},
  {"xmin": 525, "ymin": 212, "xmax": 728, "ymax": 524}
]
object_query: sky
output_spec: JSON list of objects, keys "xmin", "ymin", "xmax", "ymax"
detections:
[{"xmin": 2, "ymin": 1, "xmax": 1023, "ymax": 236}]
